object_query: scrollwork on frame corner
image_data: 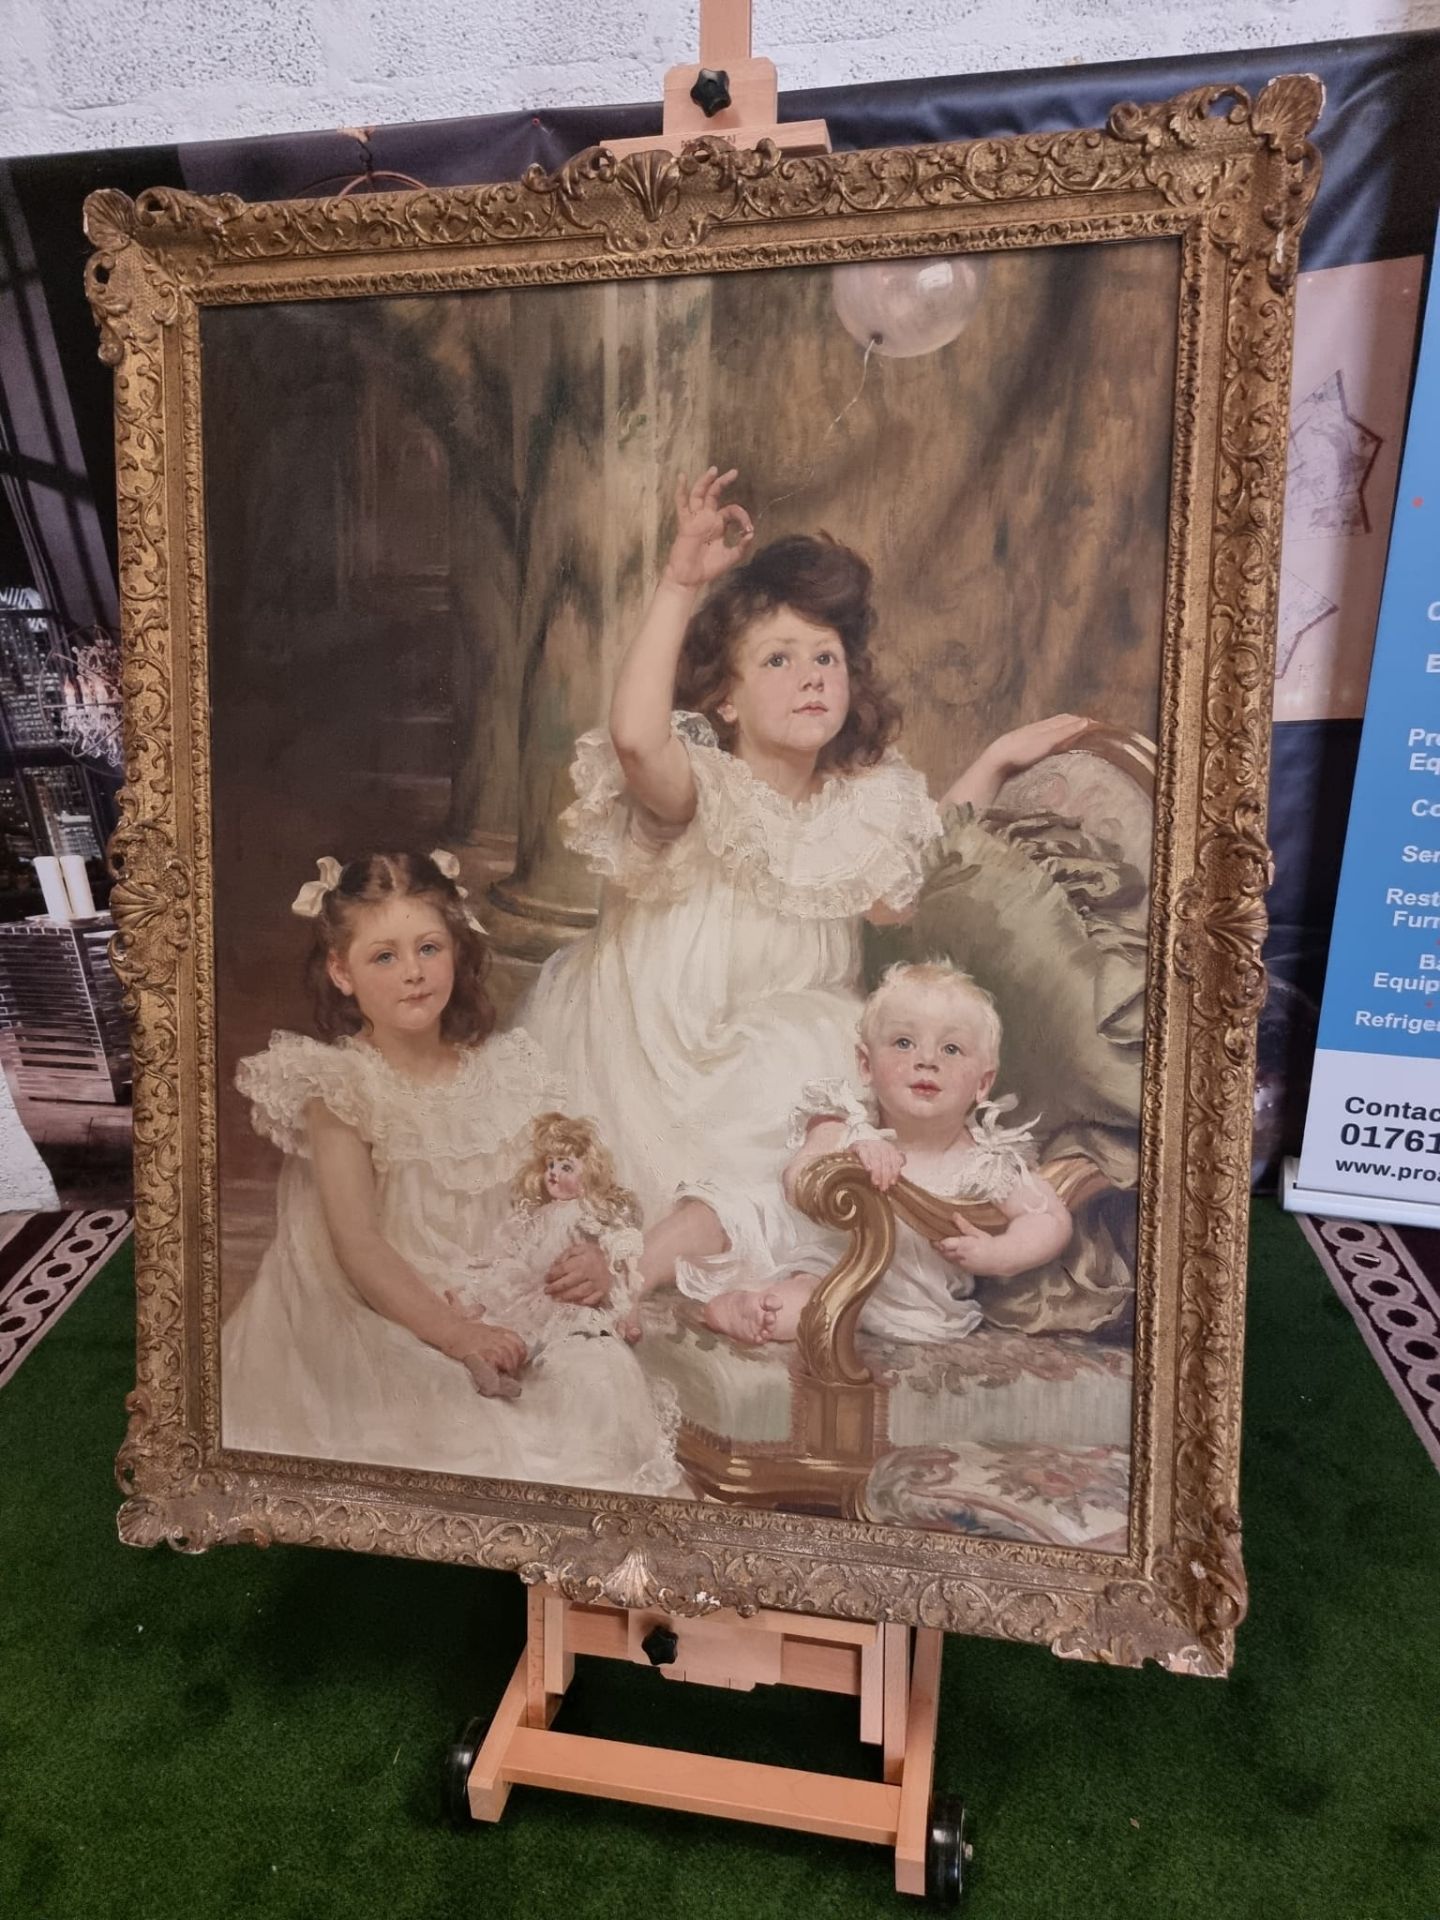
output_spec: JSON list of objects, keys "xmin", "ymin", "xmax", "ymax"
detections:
[
  {"xmin": 116, "ymin": 1385, "xmax": 185, "ymax": 1497},
  {"xmin": 1109, "ymin": 75, "xmax": 1321, "ymax": 290},
  {"xmin": 1108, "ymin": 83, "xmax": 1251, "ymax": 152},
  {"xmin": 84, "ymin": 188, "xmax": 143, "ymax": 367},
  {"xmin": 1149, "ymin": 1503, "xmax": 1248, "ymax": 1670},
  {"xmin": 85, "ymin": 183, "xmax": 235, "ymax": 366},
  {"xmin": 1248, "ymin": 75, "xmax": 1324, "ymax": 291},
  {"xmin": 115, "ymin": 1389, "xmax": 238, "ymax": 1556},
  {"xmin": 1049, "ymin": 1532, "xmax": 1239, "ymax": 1677},
  {"xmin": 1249, "ymin": 72, "xmax": 1325, "ymax": 153}
]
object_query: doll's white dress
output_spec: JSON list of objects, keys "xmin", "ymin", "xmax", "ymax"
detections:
[
  {"xmin": 520, "ymin": 714, "xmax": 942, "ymax": 1258},
  {"xmin": 220, "ymin": 1030, "xmax": 679, "ymax": 1494},
  {"xmin": 453, "ymin": 1197, "xmax": 644, "ymax": 1350}
]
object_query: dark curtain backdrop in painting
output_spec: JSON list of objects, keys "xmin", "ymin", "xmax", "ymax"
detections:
[{"xmin": 3, "ymin": 29, "xmax": 1439, "ymax": 1200}]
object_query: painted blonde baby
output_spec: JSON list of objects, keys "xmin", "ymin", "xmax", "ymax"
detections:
[{"xmin": 686, "ymin": 962, "xmax": 1075, "ymax": 1347}]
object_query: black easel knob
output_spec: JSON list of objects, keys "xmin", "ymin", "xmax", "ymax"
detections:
[
  {"xmin": 641, "ymin": 1624, "xmax": 679, "ymax": 1666},
  {"xmin": 690, "ymin": 69, "xmax": 732, "ymax": 118}
]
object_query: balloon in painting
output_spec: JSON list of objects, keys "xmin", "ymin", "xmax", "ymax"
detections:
[{"xmin": 831, "ymin": 256, "xmax": 984, "ymax": 358}]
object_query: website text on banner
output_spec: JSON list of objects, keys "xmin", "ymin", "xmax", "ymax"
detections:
[{"xmin": 1286, "ymin": 218, "xmax": 1440, "ymax": 1229}]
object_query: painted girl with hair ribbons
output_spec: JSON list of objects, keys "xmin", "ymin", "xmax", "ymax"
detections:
[
  {"xmin": 522, "ymin": 466, "xmax": 1085, "ymax": 1310},
  {"xmin": 221, "ymin": 850, "xmax": 680, "ymax": 1494}
]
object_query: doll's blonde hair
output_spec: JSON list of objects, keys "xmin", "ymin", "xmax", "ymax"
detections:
[
  {"xmin": 511, "ymin": 1113, "xmax": 641, "ymax": 1229},
  {"xmin": 858, "ymin": 961, "xmax": 1002, "ymax": 1068}
]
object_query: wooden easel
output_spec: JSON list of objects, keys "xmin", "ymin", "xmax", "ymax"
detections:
[
  {"xmin": 452, "ymin": 1586, "xmax": 965, "ymax": 1903},
  {"xmin": 450, "ymin": 9, "xmax": 955, "ymax": 1903},
  {"xmin": 603, "ymin": 0, "xmax": 830, "ymax": 159}
]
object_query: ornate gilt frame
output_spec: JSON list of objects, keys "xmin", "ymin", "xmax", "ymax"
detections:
[{"xmin": 86, "ymin": 76, "xmax": 1322, "ymax": 1675}]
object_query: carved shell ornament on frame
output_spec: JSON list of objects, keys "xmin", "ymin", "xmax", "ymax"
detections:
[{"xmin": 87, "ymin": 76, "xmax": 1322, "ymax": 1673}]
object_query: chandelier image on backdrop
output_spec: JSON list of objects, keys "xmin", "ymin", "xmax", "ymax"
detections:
[{"xmin": 53, "ymin": 627, "xmax": 122, "ymax": 771}]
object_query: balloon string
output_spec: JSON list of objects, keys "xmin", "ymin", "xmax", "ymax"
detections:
[{"xmin": 752, "ymin": 335, "xmax": 879, "ymax": 530}]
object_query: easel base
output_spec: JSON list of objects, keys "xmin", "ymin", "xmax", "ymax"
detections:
[{"xmin": 452, "ymin": 1587, "xmax": 965, "ymax": 1903}]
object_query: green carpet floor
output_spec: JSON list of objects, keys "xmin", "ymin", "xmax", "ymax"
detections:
[{"xmin": 2, "ymin": 1201, "xmax": 1437, "ymax": 1919}]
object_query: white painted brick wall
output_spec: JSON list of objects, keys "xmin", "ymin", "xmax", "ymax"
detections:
[{"xmin": 2, "ymin": 0, "xmax": 1437, "ymax": 158}]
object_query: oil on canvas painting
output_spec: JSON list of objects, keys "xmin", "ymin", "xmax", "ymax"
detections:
[{"xmin": 207, "ymin": 242, "xmax": 1175, "ymax": 1551}]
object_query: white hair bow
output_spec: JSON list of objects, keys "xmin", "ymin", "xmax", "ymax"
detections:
[
  {"xmin": 429, "ymin": 847, "xmax": 488, "ymax": 935},
  {"xmin": 291, "ymin": 856, "xmax": 342, "ymax": 918}
]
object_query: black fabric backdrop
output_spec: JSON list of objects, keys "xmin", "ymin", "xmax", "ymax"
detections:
[{"xmin": 3, "ymin": 28, "xmax": 1438, "ymax": 1178}]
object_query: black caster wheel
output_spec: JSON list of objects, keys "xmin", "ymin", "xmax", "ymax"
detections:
[
  {"xmin": 443, "ymin": 1715, "xmax": 487, "ymax": 1826},
  {"xmin": 925, "ymin": 1792, "xmax": 971, "ymax": 1907}
]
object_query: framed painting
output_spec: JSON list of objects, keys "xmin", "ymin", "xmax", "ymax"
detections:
[{"xmin": 88, "ymin": 74, "xmax": 1322, "ymax": 1674}]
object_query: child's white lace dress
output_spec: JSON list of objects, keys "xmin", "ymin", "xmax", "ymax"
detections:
[
  {"xmin": 221, "ymin": 1030, "xmax": 680, "ymax": 1495},
  {"xmin": 519, "ymin": 712, "xmax": 941, "ymax": 1231}
]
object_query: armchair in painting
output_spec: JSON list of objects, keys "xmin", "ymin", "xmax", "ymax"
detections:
[{"xmin": 643, "ymin": 727, "xmax": 1153, "ymax": 1545}]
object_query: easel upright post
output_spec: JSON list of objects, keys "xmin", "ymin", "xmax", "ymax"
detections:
[
  {"xmin": 699, "ymin": 0, "xmax": 753, "ymax": 64},
  {"xmin": 602, "ymin": 0, "xmax": 830, "ymax": 159}
]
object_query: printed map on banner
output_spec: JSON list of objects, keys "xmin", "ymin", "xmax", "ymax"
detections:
[{"xmin": 1275, "ymin": 257, "xmax": 1424, "ymax": 722}]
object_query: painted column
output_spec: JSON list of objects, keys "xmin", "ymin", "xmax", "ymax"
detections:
[{"xmin": 485, "ymin": 275, "xmax": 712, "ymax": 960}]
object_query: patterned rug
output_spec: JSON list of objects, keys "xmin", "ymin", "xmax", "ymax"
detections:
[
  {"xmin": 0, "ymin": 1208, "xmax": 133, "ymax": 1390},
  {"xmin": 1297, "ymin": 1214, "xmax": 1440, "ymax": 1475}
]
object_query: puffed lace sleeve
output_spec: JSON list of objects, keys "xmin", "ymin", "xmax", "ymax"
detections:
[
  {"xmin": 583, "ymin": 1209, "xmax": 647, "ymax": 1312},
  {"xmin": 236, "ymin": 1031, "xmax": 375, "ymax": 1157},
  {"xmin": 236, "ymin": 1028, "xmax": 568, "ymax": 1189},
  {"xmin": 784, "ymin": 1078, "xmax": 897, "ymax": 1151},
  {"xmin": 558, "ymin": 711, "xmax": 716, "ymax": 901}
]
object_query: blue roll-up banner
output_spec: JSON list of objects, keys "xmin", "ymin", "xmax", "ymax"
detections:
[{"xmin": 1284, "ymin": 223, "xmax": 1440, "ymax": 1228}]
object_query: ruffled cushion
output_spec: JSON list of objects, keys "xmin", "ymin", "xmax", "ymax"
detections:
[
  {"xmin": 559, "ymin": 712, "xmax": 942, "ymax": 920},
  {"xmin": 880, "ymin": 806, "xmax": 1145, "ymax": 1138},
  {"xmin": 236, "ymin": 1029, "xmax": 568, "ymax": 1187}
]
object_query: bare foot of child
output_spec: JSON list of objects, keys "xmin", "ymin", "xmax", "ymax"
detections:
[
  {"xmin": 702, "ymin": 1288, "xmax": 778, "ymax": 1346},
  {"xmin": 617, "ymin": 1311, "xmax": 643, "ymax": 1344},
  {"xmin": 461, "ymin": 1352, "xmax": 522, "ymax": 1400}
]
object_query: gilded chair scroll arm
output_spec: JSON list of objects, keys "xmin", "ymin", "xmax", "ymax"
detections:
[
  {"xmin": 791, "ymin": 1154, "xmax": 894, "ymax": 1386},
  {"xmin": 792, "ymin": 1152, "xmax": 1115, "ymax": 1386}
]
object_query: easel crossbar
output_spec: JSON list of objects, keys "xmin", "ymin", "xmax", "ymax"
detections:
[
  {"xmin": 503, "ymin": 1725, "xmax": 903, "ymax": 1843},
  {"xmin": 463, "ymin": 1593, "xmax": 943, "ymax": 1897}
]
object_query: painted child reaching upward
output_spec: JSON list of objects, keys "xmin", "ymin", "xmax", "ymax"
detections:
[
  {"xmin": 691, "ymin": 962, "xmax": 1074, "ymax": 1348},
  {"xmin": 523, "ymin": 464, "xmax": 1086, "ymax": 1314}
]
